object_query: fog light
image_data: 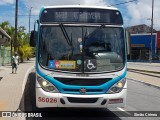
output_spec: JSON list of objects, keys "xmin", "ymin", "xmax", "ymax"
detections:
[
  {"xmin": 109, "ymin": 98, "xmax": 123, "ymax": 104},
  {"xmin": 48, "ymin": 86, "xmax": 55, "ymax": 91}
]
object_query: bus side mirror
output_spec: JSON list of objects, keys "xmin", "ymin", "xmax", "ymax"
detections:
[
  {"xmin": 30, "ymin": 20, "xmax": 38, "ymax": 47},
  {"xmin": 125, "ymin": 30, "xmax": 131, "ymax": 58},
  {"xmin": 30, "ymin": 30, "xmax": 37, "ymax": 47}
]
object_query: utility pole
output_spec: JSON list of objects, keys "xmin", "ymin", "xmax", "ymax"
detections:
[
  {"xmin": 149, "ymin": 0, "xmax": 154, "ymax": 63},
  {"xmin": 29, "ymin": 7, "xmax": 33, "ymax": 34},
  {"xmin": 14, "ymin": 0, "xmax": 18, "ymax": 53}
]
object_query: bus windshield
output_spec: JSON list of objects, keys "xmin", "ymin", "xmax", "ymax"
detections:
[{"xmin": 39, "ymin": 25, "xmax": 125, "ymax": 73}]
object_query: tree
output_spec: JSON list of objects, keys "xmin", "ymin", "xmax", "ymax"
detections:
[
  {"xmin": 18, "ymin": 31, "xmax": 34, "ymax": 62},
  {"xmin": 0, "ymin": 21, "xmax": 35, "ymax": 63},
  {"xmin": 18, "ymin": 44, "xmax": 33, "ymax": 62},
  {"xmin": 0, "ymin": 21, "xmax": 10, "ymax": 30},
  {"xmin": 0, "ymin": 21, "xmax": 14, "ymax": 52}
]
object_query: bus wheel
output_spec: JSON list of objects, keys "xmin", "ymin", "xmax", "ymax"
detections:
[{"xmin": 29, "ymin": 72, "xmax": 38, "ymax": 111}]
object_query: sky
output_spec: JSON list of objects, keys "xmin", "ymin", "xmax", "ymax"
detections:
[{"xmin": 0, "ymin": 0, "xmax": 160, "ymax": 33}]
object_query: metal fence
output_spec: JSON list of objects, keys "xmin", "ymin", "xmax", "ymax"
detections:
[{"xmin": 0, "ymin": 46, "xmax": 11, "ymax": 66}]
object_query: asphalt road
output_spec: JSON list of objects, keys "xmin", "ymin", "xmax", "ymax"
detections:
[{"xmin": 18, "ymin": 73, "xmax": 160, "ymax": 120}]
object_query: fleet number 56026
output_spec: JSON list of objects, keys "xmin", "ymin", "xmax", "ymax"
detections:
[{"xmin": 38, "ymin": 97, "xmax": 57, "ymax": 103}]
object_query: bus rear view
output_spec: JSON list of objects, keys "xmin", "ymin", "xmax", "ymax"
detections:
[{"xmin": 31, "ymin": 5, "xmax": 127, "ymax": 108}]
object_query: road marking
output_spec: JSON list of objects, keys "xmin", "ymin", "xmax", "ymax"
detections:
[
  {"xmin": 22, "ymin": 66, "xmax": 35, "ymax": 96},
  {"xmin": 117, "ymin": 107, "xmax": 125, "ymax": 111},
  {"xmin": 117, "ymin": 107, "xmax": 131, "ymax": 116}
]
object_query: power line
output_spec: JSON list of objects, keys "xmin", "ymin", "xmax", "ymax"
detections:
[
  {"xmin": 18, "ymin": 15, "xmax": 38, "ymax": 16},
  {"xmin": 108, "ymin": 0, "xmax": 138, "ymax": 7},
  {"xmin": 0, "ymin": 15, "xmax": 38, "ymax": 17}
]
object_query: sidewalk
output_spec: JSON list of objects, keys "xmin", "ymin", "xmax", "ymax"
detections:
[
  {"xmin": 0, "ymin": 58, "xmax": 35, "ymax": 112},
  {"xmin": 127, "ymin": 62, "xmax": 160, "ymax": 88},
  {"xmin": 127, "ymin": 62, "xmax": 160, "ymax": 73}
]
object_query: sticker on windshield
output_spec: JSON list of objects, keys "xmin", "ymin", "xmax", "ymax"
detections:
[
  {"xmin": 77, "ymin": 60, "xmax": 82, "ymax": 65},
  {"xmin": 55, "ymin": 60, "xmax": 76, "ymax": 69},
  {"xmin": 48, "ymin": 60, "xmax": 55, "ymax": 69},
  {"xmin": 85, "ymin": 59, "xmax": 97, "ymax": 71},
  {"xmin": 78, "ymin": 38, "xmax": 82, "ymax": 43},
  {"xmin": 55, "ymin": 61, "xmax": 60, "ymax": 68}
]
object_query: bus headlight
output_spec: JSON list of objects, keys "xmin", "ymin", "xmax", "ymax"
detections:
[
  {"xmin": 107, "ymin": 78, "xmax": 126, "ymax": 94},
  {"xmin": 37, "ymin": 75, "xmax": 59, "ymax": 93}
]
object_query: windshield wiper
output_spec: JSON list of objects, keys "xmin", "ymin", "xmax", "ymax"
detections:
[
  {"xmin": 59, "ymin": 23, "xmax": 72, "ymax": 46},
  {"xmin": 59, "ymin": 23, "xmax": 73, "ymax": 56},
  {"xmin": 85, "ymin": 24, "xmax": 105, "ymax": 39}
]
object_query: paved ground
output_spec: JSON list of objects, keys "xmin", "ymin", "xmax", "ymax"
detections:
[
  {"xmin": 0, "ymin": 58, "xmax": 35, "ymax": 113},
  {"xmin": 127, "ymin": 62, "xmax": 160, "ymax": 88}
]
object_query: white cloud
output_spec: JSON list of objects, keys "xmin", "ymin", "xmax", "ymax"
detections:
[
  {"xmin": 126, "ymin": 0, "xmax": 160, "ymax": 30},
  {"xmin": 25, "ymin": 0, "xmax": 107, "ymax": 15},
  {"xmin": 0, "ymin": 0, "xmax": 14, "ymax": 4}
]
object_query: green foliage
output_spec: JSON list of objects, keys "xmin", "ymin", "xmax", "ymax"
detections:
[
  {"xmin": 0, "ymin": 21, "xmax": 35, "ymax": 62},
  {"xmin": 0, "ymin": 21, "xmax": 10, "ymax": 30},
  {"xmin": 18, "ymin": 44, "xmax": 34, "ymax": 62}
]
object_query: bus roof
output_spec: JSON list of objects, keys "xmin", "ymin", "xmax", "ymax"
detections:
[{"xmin": 43, "ymin": 5, "xmax": 118, "ymax": 11}]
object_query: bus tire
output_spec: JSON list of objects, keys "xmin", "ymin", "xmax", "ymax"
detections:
[{"xmin": 29, "ymin": 72, "xmax": 38, "ymax": 111}]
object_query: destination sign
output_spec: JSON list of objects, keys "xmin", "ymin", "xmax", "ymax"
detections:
[
  {"xmin": 55, "ymin": 11, "xmax": 102, "ymax": 21},
  {"xmin": 40, "ymin": 8, "xmax": 123, "ymax": 25}
]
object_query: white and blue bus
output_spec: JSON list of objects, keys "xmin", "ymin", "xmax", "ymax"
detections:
[{"xmin": 30, "ymin": 5, "xmax": 127, "ymax": 108}]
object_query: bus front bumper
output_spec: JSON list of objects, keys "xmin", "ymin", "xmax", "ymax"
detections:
[{"xmin": 36, "ymin": 87, "xmax": 127, "ymax": 108}]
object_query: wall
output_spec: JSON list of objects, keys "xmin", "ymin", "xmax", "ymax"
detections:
[
  {"xmin": 0, "ymin": 46, "xmax": 11, "ymax": 66},
  {"xmin": 130, "ymin": 33, "xmax": 156, "ymax": 58},
  {"xmin": 157, "ymin": 32, "xmax": 160, "ymax": 49}
]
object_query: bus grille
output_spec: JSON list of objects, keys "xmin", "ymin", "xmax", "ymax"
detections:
[
  {"xmin": 63, "ymin": 89, "xmax": 103, "ymax": 93},
  {"xmin": 54, "ymin": 77, "xmax": 112, "ymax": 86},
  {"xmin": 67, "ymin": 97, "xmax": 98, "ymax": 103}
]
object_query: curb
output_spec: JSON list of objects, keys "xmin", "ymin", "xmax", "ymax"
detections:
[
  {"xmin": 127, "ymin": 68, "xmax": 160, "ymax": 74},
  {"xmin": 128, "ymin": 63, "xmax": 160, "ymax": 67},
  {"xmin": 21, "ymin": 66, "xmax": 35, "ymax": 96},
  {"xmin": 128, "ymin": 69, "xmax": 160, "ymax": 78},
  {"xmin": 127, "ymin": 78, "xmax": 160, "ymax": 90}
]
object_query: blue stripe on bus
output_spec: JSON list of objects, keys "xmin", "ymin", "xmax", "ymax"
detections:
[
  {"xmin": 36, "ymin": 65, "xmax": 126, "ymax": 94},
  {"xmin": 39, "ymin": 7, "xmax": 45, "ymax": 18}
]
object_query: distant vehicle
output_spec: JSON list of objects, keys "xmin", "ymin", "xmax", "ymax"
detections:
[{"xmin": 30, "ymin": 5, "xmax": 127, "ymax": 108}]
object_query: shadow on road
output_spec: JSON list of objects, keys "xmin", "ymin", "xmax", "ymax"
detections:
[{"xmin": 19, "ymin": 72, "xmax": 121, "ymax": 120}]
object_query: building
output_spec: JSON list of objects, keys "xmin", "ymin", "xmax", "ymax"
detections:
[
  {"xmin": 0, "ymin": 27, "xmax": 11, "ymax": 66},
  {"xmin": 126, "ymin": 24, "xmax": 160, "ymax": 61},
  {"xmin": 126, "ymin": 24, "xmax": 156, "ymax": 34},
  {"xmin": 130, "ymin": 33, "xmax": 156, "ymax": 60}
]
